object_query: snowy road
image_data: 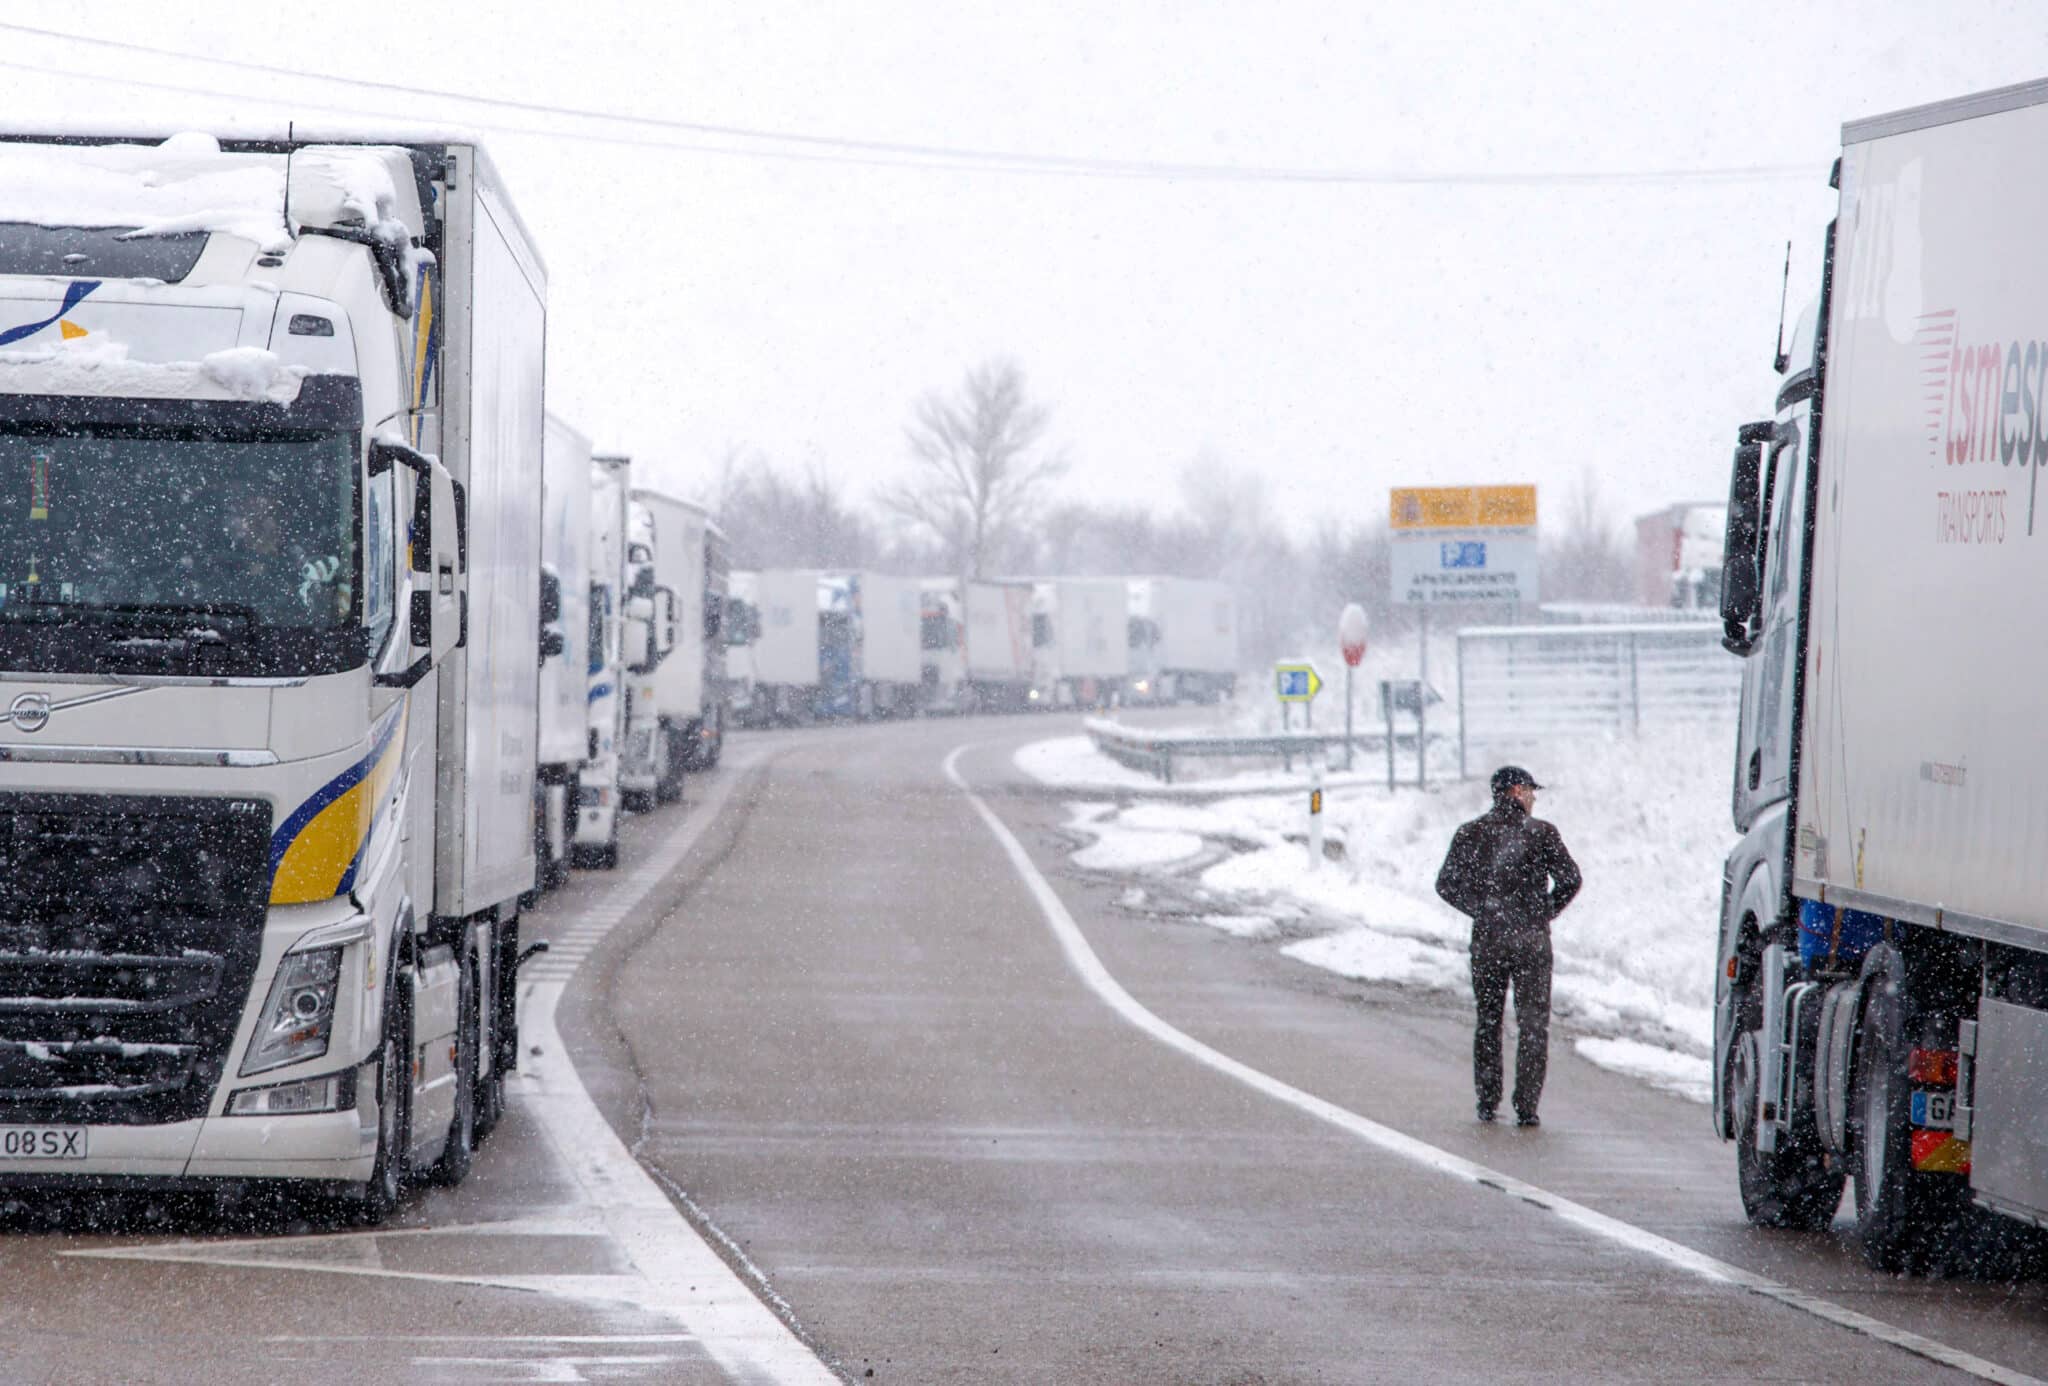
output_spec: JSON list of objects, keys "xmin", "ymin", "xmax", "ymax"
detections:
[{"xmin": 3, "ymin": 715, "xmax": 2046, "ymax": 1383}]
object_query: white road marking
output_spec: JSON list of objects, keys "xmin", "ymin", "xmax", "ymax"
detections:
[
  {"xmin": 513, "ymin": 754, "xmax": 837, "ymax": 1386},
  {"xmin": 72, "ymin": 752, "xmax": 836, "ymax": 1386},
  {"xmin": 943, "ymin": 745, "xmax": 2041, "ymax": 1386}
]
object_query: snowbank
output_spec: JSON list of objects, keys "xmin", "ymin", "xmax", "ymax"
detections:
[{"xmin": 1028, "ymin": 720, "xmax": 1730, "ymax": 1102}]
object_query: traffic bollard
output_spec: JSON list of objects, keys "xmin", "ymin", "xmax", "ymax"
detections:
[{"xmin": 1308, "ymin": 754, "xmax": 1325, "ymax": 871}]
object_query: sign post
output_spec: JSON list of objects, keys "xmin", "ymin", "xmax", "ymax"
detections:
[
  {"xmin": 1388, "ymin": 484, "xmax": 1540, "ymax": 609},
  {"xmin": 1337, "ymin": 604, "xmax": 1367, "ymax": 771},
  {"xmin": 1390, "ymin": 485, "xmax": 1538, "ymax": 787},
  {"xmin": 1274, "ymin": 660, "xmax": 1322, "ymax": 774}
]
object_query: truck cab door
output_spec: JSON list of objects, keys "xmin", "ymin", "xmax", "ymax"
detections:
[{"xmin": 1733, "ymin": 394, "xmax": 1814, "ymax": 828}]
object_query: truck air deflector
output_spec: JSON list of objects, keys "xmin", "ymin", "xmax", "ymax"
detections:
[{"xmin": 267, "ymin": 701, "xmax": 406, "ymax": 905}]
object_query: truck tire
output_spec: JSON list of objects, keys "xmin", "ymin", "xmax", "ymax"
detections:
[
  {"xmin": 656, "ymin": 725, "xmax": 685, "ymax": 804},
  {"xmin": 1850, "ymin": 988, "xmax": 1966, "ymax": 1271},
  {"xmin": 352, "ymin": 967, "xmax": 414, "ymax": 1225},
  {"xmin": 1732, "ymin": 1026, "xmax": 1843, "ymax": 1230},
  {"xmin": 426, "ymin": 939, "xmax": 478, "ymax": 1187},
  {"xmin": 571, "ymin": 839, "xmax": 619, "ymax": 870}
]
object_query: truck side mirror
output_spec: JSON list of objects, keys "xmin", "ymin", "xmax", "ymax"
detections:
[
  {"xmin": 372, "ymin": 439, "xmax": 463, "ymax": 685},
  {"xmin": 704, "ymin": 592, "xmax": 723, "ymax": 641},
  {"xmin": 655, "ymin": 586, "xmax": 678, "ymax": 657},
  {"xmin": 1720, "ymin": 421, "xmax": 1771, "ymax": 655},
  {"xmin": 537, "ymin": 567, "xmax": 564, "ymax": 664}
]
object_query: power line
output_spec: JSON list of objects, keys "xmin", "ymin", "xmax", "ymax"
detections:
[{"xmin": 0, "ymin": 19, "xmax": 1818, "ymax": 187}]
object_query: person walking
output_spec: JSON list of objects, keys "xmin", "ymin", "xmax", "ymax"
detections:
[{"xmin": 1435, "ymin": 765, "xmax": 1581, "ymax": 1127}]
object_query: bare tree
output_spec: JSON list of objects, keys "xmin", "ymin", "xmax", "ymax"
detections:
[
  {"xmin": 881, "ymin": 358, "xmax": 1066, "ymax": 578},
  {"xmin": 715, "ymin": 445, "xmax": 875, "ymax": 570},
  {"xmin": 1543, "ymin": 466, "xmax": 1633, "ymax": 603}
]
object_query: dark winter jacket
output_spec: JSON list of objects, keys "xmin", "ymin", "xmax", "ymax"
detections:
[{"xmin": 1435, "ymin": 799, "xmax": 1582, "ymax": 934}]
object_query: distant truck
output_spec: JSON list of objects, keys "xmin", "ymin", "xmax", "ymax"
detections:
[
  {"xmin": 1715, "ymin": 78, "xmax": 2048, "ymax": 1270},
  {"xmin": 917, "ymin": 577, "xmax": 1034, "ymax": 714},
  {"xmin": 534, "ymin": 414, "xmax": 593, "ymax": 891},
  {"xmin": 1634, "ymin": 502, "xmax": 1726, "ymax": 611},
  {"xmin": 1030, "ymin": 578, "xmax": 1129, "ymax": 707},
  {"xmin": 1125, "ymin": 577, "xmax": 1238, "ymax": 705},
  {"xmin": 624, "ymin": 488, "xmax": 728, "ymax": 801},
  {"xmin": 0, "ymin": 131, "xmax": 541, "ymax": 1213},
  {"xmin": 727, "ymin": 568, "xmax": 820, "ymax": 726},
  {"xmin": 573, "ymin": 453, "xmax": 635, "ymax": 866},
  {"xmin": 817, "ymin": 572, "xmax": 921, "ymax": 719}
]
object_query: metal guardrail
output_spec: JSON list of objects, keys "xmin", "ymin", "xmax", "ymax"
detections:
[
  {"xmin": 1456, "ymin": 621, "xmax": 1737, "ymax": 777},
  {"xmin": 1084, "ymin": 719, "xmax": 1418, "ymax": 784}
]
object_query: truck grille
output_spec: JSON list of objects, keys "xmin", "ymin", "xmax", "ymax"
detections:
[{"xmin": 0, "ymin": 794, "xmax": 269, "ymax": 1124}]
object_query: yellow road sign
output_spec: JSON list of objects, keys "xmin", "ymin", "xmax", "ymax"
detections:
[
  {"xmin": 1275, "ymin": 662, "xmax": 1323, "ymax": 702},
  {"xmin": 1389, "ymin": 484, "xmax": 1537, "ymax": 531}
]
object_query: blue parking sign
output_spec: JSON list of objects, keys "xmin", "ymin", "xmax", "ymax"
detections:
[{"xmin": 1440, "ymin": 541, "xmax": 1487, "ymax": 569}]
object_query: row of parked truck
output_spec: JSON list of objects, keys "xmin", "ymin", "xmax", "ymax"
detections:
[
  {"xmin": 0, "ymin": 129, "xmax": 725, "ymax": 1218},
  {"xmin": 725, "ymin": 573, "xmax": 1239, "ymax": 724},
  {"xmin": 0, "ymin": 126, "xmax": 1233, "ymax": 1221}
]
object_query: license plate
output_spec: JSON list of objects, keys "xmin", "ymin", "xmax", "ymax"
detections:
[
  {"xmin": 1910, "ymin": 1090, "xmax": 1955, "ymax": 1130},
  {"xmin": 0, "ymin": 1126, "xmax": 87, "ymax": 1159}
]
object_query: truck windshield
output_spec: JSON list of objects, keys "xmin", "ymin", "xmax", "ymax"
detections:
[{"xmin": 0, "ymin": 428, "xmax": 356, "ymax": 633}]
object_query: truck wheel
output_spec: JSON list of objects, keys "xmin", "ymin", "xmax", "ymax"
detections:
[
  {"xmin": 353, "ymin": 969, "xmax": 414, "ymax": 1225},
  {"xmin": 1733, "ymin": 1027, "xmax": 1843, "ymax": 1230},
  {"xmin": 571, "ymin": 839, "xmax": 619, "ymax": 870},
  {"xmin": 656, "ymin": 727, "xmax": 685, "ymax": 804},
  {"xmin": 1851, "ymin": 989, "xmax": 1966, "ymax": 1271},
  {"xmin": 426, "ymin": 940, "xmax": 478, "ymax": 1187}
]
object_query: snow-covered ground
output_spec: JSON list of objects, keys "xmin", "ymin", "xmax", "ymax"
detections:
[{"xmin": 1021, "ymin": 721, "xmax": 1732, "ymax": 1102}]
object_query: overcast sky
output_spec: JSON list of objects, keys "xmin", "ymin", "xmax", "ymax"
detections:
[{"xmin": 2, "ymin": 3, "xmax": 2044, "ymax": 539}]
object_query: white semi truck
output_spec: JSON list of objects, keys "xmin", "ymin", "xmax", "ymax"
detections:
[
  {"xmin": 0, "ymin": 131, "xmax": 544, "ymax": 1216},
  {"xmin": 627, "ymin": 488, "xmax": 728, "ymax": 798},
  {"xmin": 573, "ymin": 453, "xmax": 634, "ymax": 867},
  {"xmin": 815, "ymin": 571, "xmax": 921, "ymax": 719},
  {"xmin": 729, "ymin": 568, "xmax": 822, "ymax": 726},
  {"xmin": 1716, "ymin": 78, "xmax": 2048, "ymax": 1270},
  {"xmin": 1030, "ymin": 578, "xmax": 1128, "ymax": 707},
  {"xmin": 919, "ymin": 577, "xmax": 1035, "ymax": 714},
  {"xmin": 534, "ymin": 413, "xmax": 592, "ymax": 892},
  {"xmin": 1125, "ymin": 577, "xmax": 1238, "ymax": 705}
]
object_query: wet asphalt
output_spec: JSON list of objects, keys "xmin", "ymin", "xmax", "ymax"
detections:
[{"xmin": 2, "ymin": 715, "xmax": 2045, "ymax": 1384}]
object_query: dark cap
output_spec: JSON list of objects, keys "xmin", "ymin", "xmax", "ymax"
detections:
[{"xmin": 1490, "ymin": 764, "xmax": 1544, "ymax": 796}]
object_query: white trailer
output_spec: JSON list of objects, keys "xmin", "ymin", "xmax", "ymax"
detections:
[
  {"xmin": 1126, "ymin": 577, "xmax": 1238, "ymax": 705},
  {"xmin": 573, "ymin": 454, "xmax": 633, "ymax": 866},
  {"xmin": 0, "ymin": 132, "xmax": 543, "ymax": 1215},
  {"xmin": 1030, "ymin": 578, "xmax": 1128, "ymax": 707},
  {"xmin": 725, "ymin": 568, "xmax": 818, "ymax": 726},
  {"xmin": 1715, "ymin": 77, "xmax": 2048, "ymax": 1271},
  {"xmin": 629, "ymin": 488, "xmax": 730, "ymax": 798},
  {"xmin": 534, "ymin": 413, "xmax": 593, "ymax": 891},
  {"xmin": 859, "ymin": 572, "xmax": 923, "ymax": 715},
  {"xmin": 964, "ymin": 580, "xmax": 1035, "ymax": 710},
  {"xmin": 918, "ymin": 578, "xmax": 968, "ymax": 713}
]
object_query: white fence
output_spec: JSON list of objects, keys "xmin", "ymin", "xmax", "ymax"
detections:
[{"xmin": 1456, "ymin": 621, "xmax": 1739, "ymax": 777}]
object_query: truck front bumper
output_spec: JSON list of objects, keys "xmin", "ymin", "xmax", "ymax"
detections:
[{"xmin": 0, "ymin": 1065, "xmax": 378, "ymax": 1185}]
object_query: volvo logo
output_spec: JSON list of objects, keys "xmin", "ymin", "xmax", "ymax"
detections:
[{"xmin": 7, "ymin": 693, "xmax": 50, "ymax": 734}]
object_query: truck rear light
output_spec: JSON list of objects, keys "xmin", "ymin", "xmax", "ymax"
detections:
[{"xmin": 1907, "ymin": 1047, "xmax": 1958, "ymax": 1088}]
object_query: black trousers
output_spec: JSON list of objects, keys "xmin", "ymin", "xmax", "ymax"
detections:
[{"xmin": 1471, "ymin": 925, "xmax": 1552, "ymax": 1118}]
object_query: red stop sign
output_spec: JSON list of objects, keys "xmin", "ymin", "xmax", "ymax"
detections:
[{"xmin": 1338, "ymin": 603, "xmax": 1368, "ymax": 667}]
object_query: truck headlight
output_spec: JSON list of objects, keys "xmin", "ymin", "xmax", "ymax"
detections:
[
  {"xmin": 240, "ymin": 946, "xmax": 342, "ymax": 1076},
  {"xmin": 227, "ymin": 1072, "xmax": 349, "ymax": 1116}
]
